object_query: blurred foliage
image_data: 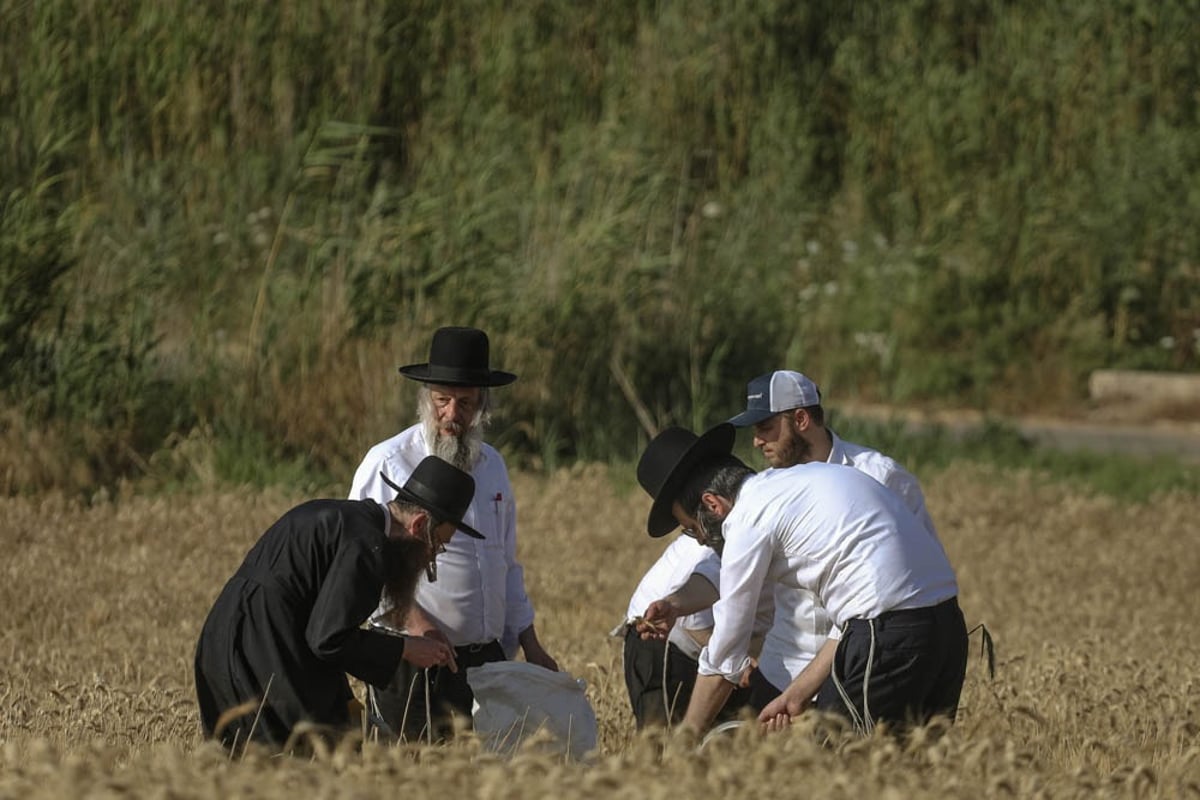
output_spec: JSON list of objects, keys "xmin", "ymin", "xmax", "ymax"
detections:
[{"xmin": 0, "ymin": 0, "xmax": 1197, "ymax": 492}]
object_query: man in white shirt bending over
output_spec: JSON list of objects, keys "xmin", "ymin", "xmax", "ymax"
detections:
[
  {"xmin": 350, "ymin": 326, "xmax": 558, "ymax": 742},
  {"xmin": 637, "ymin": 424, "xmax": 967, "ymax": 736},
  {"xmin": 636, "ymin": 372, "xmax": 948, "ymax": 717}
]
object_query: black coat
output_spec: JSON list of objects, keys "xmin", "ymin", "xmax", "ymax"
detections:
[{"xmin": 194, "ymin": 499, "xmax": 408, "ymax": 749}]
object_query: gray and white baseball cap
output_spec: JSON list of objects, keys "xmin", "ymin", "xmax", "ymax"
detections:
[{"xmin": 727, "ymin": 370, "xmax": 822, "ymax": 427}]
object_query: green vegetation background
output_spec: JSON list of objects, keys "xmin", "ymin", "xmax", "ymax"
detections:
[{"xmin": 2, "ymin": 1, "xmax": 1198, "ymax": 495}]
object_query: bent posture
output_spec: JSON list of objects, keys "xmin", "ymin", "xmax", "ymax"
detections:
[
  {"xmin": 194, "ymin": 457, "xmax": 480, "ymax": 751},
  {"xmin": 636, "ymin": 424, "xmax": 968, "ymax": 735}
]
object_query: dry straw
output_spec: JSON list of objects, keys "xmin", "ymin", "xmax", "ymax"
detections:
[{"xmin": 3, "ymin": 466, "xmax": 1200, "ymax": 796}]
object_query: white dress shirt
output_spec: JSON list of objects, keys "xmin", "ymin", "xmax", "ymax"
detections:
[
  {"xmin": 827, "ymin": 430, "xmax": 940, "ymax": 542},
  {"xmin": 698, "ymin": 462, "xmax": 958, "ymax": 683},
  {"xmin": 349, "ymin": 424, "xmax": 535, "ymax": 655},
  {"xmin": 624, "ymin": 536, "xmax": 771, "ymax": 662},
  {"xmin": 625, "ymin": 537, "xmax": 719, "ymax": 659},
  {"xmin": 750, "ymin": 431, "xmax": 947, "ymax": 689}
]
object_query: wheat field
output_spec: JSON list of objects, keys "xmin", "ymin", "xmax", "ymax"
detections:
[{"xmin": 2, "ymin": 463, "xmax": 1198, "ymax": 798}]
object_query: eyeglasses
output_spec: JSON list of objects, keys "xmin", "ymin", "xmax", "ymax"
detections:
[{"xmin": 681, "ymin": 506, "xmax": 708, "ymax": 542}]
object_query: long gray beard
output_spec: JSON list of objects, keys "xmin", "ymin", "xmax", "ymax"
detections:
[
  {"xmin": 433, "ymin": 426, "xmax": 481, "ymax": 471},
  {"xmin": 421, "ymin": 412, "xmax": 484, "ymax": 471}
]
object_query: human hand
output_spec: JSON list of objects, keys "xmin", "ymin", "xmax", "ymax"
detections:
[
  {"xmin": 404, "ymin": 608, "xmax": 457, "ymax": 671},
  {"xmin": 418, "ymin": 626, "xmax": 452, "ymax": 646},
  {"xmin": 736, "ymin": 660, "xmax": 758, "ymax": 689},
  {"xmin": 523, "ymin": 644, "xmax": 560, "ymax": 672},
  {"xmin": 757, "ymin": 687, "xmax": 811, "ymax": 731},
  {"xmin": 402, "ymin": 635, "xmax": 458, "ymax": 672},
  {"xmin": 636, "ymin": 599, "xmax": 679, "ymax": 640}
]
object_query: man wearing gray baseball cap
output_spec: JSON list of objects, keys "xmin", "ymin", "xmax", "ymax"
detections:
[{"xmin": 730, "ymin": 370, "xmax": 939, "ymax": 540}]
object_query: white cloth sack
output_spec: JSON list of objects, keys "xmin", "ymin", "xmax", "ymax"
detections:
[{"xmin": 467, "ymin": 661, "xmax": 597, "ymax": 760}]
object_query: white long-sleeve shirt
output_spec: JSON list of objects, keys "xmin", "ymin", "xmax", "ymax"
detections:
[
  {"xmin": 624, "ymin": 537, "xmax": 719, "ymax": 659},
  {"xmin": 827, "ymin": 430, "xmax": 940, "ymax": 542},
  {"xmin": 749, "ymin": 432, "xmax": 946, "ymax": 688},
  {"xmin": 349, "ymin": 424, "xmax": 535, "ymax": 655},
  {"xmin": 698, "ymin": 462, "xmax": 958, "ymax": 683},
  {"xmin": 624, "ymin": 536, "xmax": 773, "ymax": 661}
]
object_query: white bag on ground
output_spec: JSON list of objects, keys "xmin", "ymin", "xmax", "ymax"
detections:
[{"xmin": 467, "ymin": 661, "xmax": 597, "ymax": 759}]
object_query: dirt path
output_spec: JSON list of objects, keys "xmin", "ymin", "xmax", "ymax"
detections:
[{"xmin": 839, "ymin": 403, "xmax": 1200, "ymax": 464}]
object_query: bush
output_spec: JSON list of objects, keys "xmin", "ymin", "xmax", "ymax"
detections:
[{"xmin": 2, "ymin": 0, "xmax": 1198, "ymax": 491}]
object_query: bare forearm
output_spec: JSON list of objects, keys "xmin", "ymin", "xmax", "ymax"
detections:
[
  {"xmin": 683, "ymin": 673, "xmax": 736, "ymax": 733},
  {"xmin": 517, "ymin": 623, "xmax": 541, "ymax": 652},
  {"xmin": 518, "ymin": 624, "xmax": 559, "ymax": 671},
  {"xmin": 664, "ymin": 574, "xmax": 719, "ymax": 616},
  {"xmin": 786, "ymin": 637, "xmax": 837, "ymax": 702},
  {"xmin": 757, "ymin": 637, "xmax": 839, "ymax": 727}
]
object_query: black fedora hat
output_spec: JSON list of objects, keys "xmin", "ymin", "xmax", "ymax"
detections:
[
  {"xmin": 636, "ymin": 423, "xmax": 736, "ymax": 538},
  {"xmin": 398, "ymin": 326, "xmax": 517, "ymax": 387},
  {"xmin": 380, "ymin": 456, "xmax": 484, "ymax": 539}
]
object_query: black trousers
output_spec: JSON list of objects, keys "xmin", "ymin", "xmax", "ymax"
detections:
[
  {"xmin": 367, "ymin": 640, "xmax": 506, "ymax": 743},
  {"xmin": 815, "ymin": 596, "xmax": 968, "ymax": 733},
  {"xmin": 623, "ymin": 627, "xmax": 754, "ymax": 728},
  {"xmin": 746, "ymin": 667, "xmax": 784, "ymax": 712},
  {"xmin": 623, "ymin": 628, "xmax": 700, "ymax": 728}
]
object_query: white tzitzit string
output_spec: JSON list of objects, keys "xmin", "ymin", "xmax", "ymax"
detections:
[{"xmin": 830, "ymin": 619, "xmax": 877, "ymax": 736}]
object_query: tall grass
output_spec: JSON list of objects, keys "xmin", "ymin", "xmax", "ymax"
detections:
[{"xmin": 1, "ymin": 1, "xmax": 1197, "ymax": 491}]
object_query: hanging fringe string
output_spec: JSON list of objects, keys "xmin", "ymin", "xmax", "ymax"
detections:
[{"xmin": 967, "ymin": 623, "xmax": 996, "ymax": 680}]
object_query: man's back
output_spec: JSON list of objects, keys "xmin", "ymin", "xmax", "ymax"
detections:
[
  {"xmin": 730, "ymin": 463, "xmax": 958, "ymax": 626},
  {"xmin": 827, "ymin": 431, "xmax": 940, "ymax": 540}
]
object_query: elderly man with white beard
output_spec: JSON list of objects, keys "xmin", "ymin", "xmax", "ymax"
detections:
[{"xmin": 349, "ymin": 326, "xmax": 558, "ymax": 742}]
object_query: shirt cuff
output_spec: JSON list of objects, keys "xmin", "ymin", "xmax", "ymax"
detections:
[{"xmin": 697, "ymin": 648, "xmax": 752, "ymax": 681}]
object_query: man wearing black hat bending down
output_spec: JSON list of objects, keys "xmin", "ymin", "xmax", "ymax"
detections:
[
  {"xmin": 637, "ymin": 424, "xmax": 968, "ymax": 736},
  {"xmin": 194, "ymin": 456, "xmax": 481, "ymax": 752},
  {"xmin": 349, "ymin": 326, "xmax": 558, "ymax": 742}
]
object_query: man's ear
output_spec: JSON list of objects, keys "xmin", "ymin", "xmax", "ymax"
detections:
[
  {"xmin": 700, "ymin": 491, "xmax": 731, "ymax": 516},
  {"xmin": 405, "ymin": 509, "xmax": 430, "ymax": 538},
  {"xmin": 792, "ymin": 407, "xmax": 812, "ymax": 432}
]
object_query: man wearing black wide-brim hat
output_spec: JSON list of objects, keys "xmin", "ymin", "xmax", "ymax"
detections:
[
  {"xmin": 349, "ymin": 326, "xmax": 559, "ymax": 742},
  {"xmin": 194, "ymin": 456, "xmax": 480, "ymax": 752}
]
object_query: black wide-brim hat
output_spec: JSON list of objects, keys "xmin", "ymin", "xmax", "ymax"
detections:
[
  {"xmin": 636, "ymin": 423, "xmax": 736, "ymax": 538},
  {"xmin": 399, "ymin": 326, "xmax": 517, "ymax": 387},
  {"xmin": 380, "ymin": 456, "xmax": 485, "ymax": 539}
]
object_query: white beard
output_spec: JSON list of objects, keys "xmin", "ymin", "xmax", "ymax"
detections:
[{"xmin": 419, "ymin": 393, "xmax": 485, "ymax": 471}]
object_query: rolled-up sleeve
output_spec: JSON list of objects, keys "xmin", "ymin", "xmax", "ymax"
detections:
[{"xmin": 697, "ymin": 521, "xmax": 773, "ymax": 681}]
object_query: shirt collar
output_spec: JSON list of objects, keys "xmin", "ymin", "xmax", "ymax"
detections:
[{"xmin": 826, "ymin": 429, "xmax": 850, "ymax": 466}]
